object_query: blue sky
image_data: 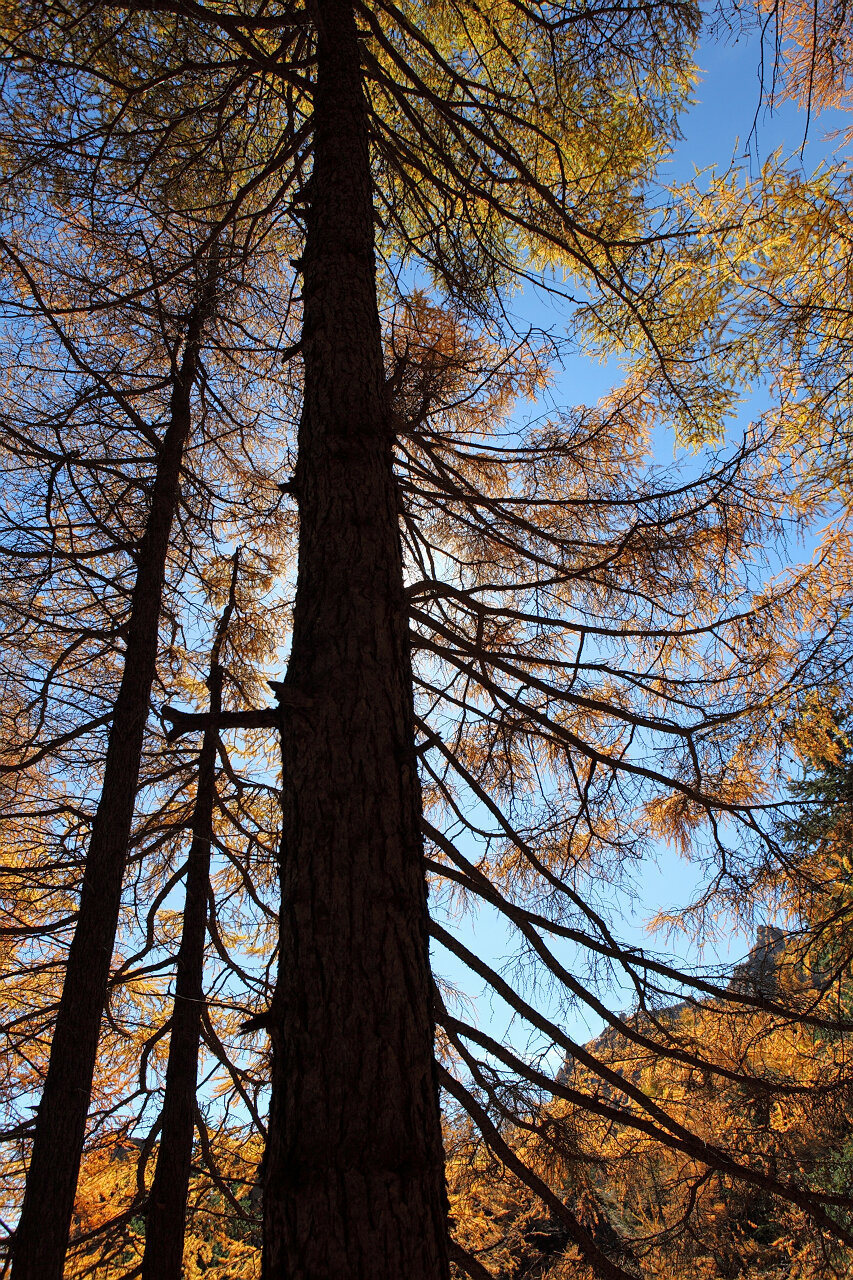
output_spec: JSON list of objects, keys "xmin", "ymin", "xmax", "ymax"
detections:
[{"xmin": 430, "ymin": 21, "xmax": 851, "ymax": 1062}]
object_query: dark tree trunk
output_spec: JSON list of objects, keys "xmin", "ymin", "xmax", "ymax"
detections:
[
  {"xmin": 262, "ymin": 2, "xmax": 450, "ymax": 1276},
  {"xmin": 12, "ymin": 313, "xmax": 207, "ymax": 1280},
  {"xmin": 141, "ymin": 556, "xmax": 238, "ymax": 1280}
]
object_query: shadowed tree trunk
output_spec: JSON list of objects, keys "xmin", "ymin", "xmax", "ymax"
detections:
[
  {"xmin": 12, "ymin": 304, "xmax": 210, "ymax": 1280},
  {"xmin": 261, "ymin": 1, "xmax": 450, "ymax": 1275},
  {"xmin": 140, "ymin": 552, "xmax": 239, "ymax": 1280}
]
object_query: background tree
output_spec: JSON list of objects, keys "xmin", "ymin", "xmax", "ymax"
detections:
[{"xmin": 0, "ymin": 54, "xmax": 299, "ymax": 1272}]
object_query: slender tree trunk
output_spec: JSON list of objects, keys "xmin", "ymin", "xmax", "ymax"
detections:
[
  {"xmin": 262, "ymin": 3, "xmax": 450, "ymax": 1276},
  {"xmin": 12, "ymin": 313, "xmax": 207, "ymax": 1280},
  {"xmin": 141, "ymin": 555, "xmax": 238, "ymax": 1280}
]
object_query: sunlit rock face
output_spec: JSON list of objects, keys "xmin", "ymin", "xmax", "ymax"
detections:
[
  {"xmin": 727, "ymin": 925, "xmax": 787, "ymax": 998},
  {"xmin": 556, "ymin": 925, "xmax": 811, "ymax": 1089}
]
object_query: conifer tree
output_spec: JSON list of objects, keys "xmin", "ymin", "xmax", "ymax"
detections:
[
  {"xmin": 141, "ymin": 551, "xmax": 241, "ymax": 1280},
  {"xmin": 11, "ymin": 254, "xmax": 217, "ymax": 1280},
  {"xmin": 0, "ymin": 57, "xmax": 299, "ymax": 1268},
  {"xmin": 4, "ymin": 3, "xmax": 853, "ymax": 1279}
]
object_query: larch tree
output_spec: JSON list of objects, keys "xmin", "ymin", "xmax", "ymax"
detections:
[
  {"xmin": 141, "ymin": 549, "xmax": 242, "ymax": 1280},
  {"xmin": 8, "ymin": 245, "xmax": 222, "ymax": 1280},
  {"xmin": 0, "ymin": 0, "xmax": 705, "ymax": 1275},
  {"xmin": 227, "ymin": 6, "xmax": 853, "ymax": 1275},
  {"xmin": 0, "ymin": 47, "xmax": 300, "ymax": 1274},
  {"xmin": 3, "ymin": 1, "xmax": 853, "ymax": 1279}
]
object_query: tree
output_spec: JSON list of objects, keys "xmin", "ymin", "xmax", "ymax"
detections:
[
  {"xmin": 7, "ymin": 236, "xmax": 222, "ymax": 1279},
  {"xmin": 141, "ymin": 551, "xmax": 240, "ymax": 1280},
  {"xmin": 765, "ymin": 0, "xmax": 853, "ymax": 129},
  {"xmin": 268, "ymin": 10, "xmax": 853, "ymax": 1262},
  {"xmin": 0, "ymin": 66, "xmax": 297, "ymax": 1271},
  {"xmin": 4, "ymin": 1, "xmax": 853, "ymax": 1277},
  {"xmin": 776, "ymin": 706, "xmax": 853, "ymax": 983}
]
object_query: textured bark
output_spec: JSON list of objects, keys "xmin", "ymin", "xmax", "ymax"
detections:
[
  {"xmin": 140, "ymin": 557, "xmax": 238, "ymax": 1280},
  {"xmin": 12, "ymin": 315, "xmax": 207, "ymax": 1280},
  {"xmin": 262, "ymin": 2, "xmax": 450, "ymax": 1276}
]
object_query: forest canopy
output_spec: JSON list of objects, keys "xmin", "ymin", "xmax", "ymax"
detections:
[{"xmin": 1, "ymin": 0, "xmax": 853, "ymax": 1277}]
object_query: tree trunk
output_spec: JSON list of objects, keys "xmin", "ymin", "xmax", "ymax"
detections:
[
  {"xmin": 141, "ymin": 556, "xmax": 238, "ymax": 1280},
  {"xmin": 262, "ymin": 2, "xmax": 450, "ymax": 1276},
  {"xmin": 12, "ymin": 313, "xmax": 206, "ymax": 1280}
]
